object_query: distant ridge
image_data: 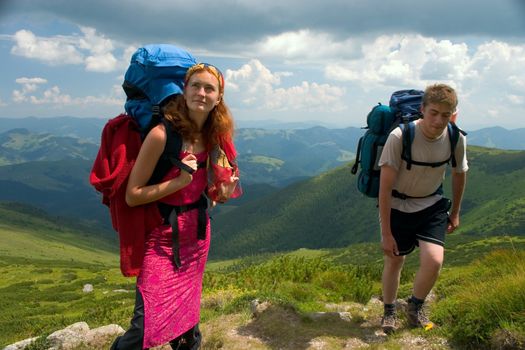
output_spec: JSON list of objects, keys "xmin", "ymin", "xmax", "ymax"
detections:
[
  {"xmin": 210, "ymin": 146, "xmax": 525, "ymax": 259},
  {"xmin": 1, "ymin": 116, "xmax": 524, "ymax": 151}
]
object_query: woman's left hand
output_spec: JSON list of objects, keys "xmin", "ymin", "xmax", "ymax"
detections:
[{"xmin": 215, "ymin": 175, "xmax": 239, "ymax": 203}]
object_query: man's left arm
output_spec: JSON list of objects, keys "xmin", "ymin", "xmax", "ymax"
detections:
[{"xmin": 448, "ymin": 170, "xmax": 467, "ymax": 233}]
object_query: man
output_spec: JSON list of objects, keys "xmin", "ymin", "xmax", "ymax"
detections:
[{"xmin": 378, "ymin": 84, "xmax": 468, "ymax": 333}]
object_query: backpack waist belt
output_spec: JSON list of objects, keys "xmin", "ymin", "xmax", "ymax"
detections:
[
  {"xmin": 392, "ymin": 185, "xmax": 443, "ymax": 200},
  {"xmin": 158, "ymin": 195, "xmax": 208, "ymax": 268}
]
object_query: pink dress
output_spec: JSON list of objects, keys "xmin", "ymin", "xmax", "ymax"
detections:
[{"xmin": 137, "ymin": 151, "xmax": 210, "ymax": 349}]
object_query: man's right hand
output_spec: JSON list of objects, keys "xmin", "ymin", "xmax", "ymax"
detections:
[{"xmin": 381, "ymin": 233, "xmax": 399, "ymax": 258}]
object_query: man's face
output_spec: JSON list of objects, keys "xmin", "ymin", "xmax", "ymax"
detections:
[{"xmin": 419, "ymin": 103, "xmax": 455, "ymax": 139}]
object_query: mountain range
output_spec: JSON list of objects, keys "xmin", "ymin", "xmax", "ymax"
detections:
[
  {"xmin": 0, "ymin": 116, "xmax": 524, "ymax": 259},
  {"xmin": 210, "ymin": 146, "xmax": 525, "ymax": 259},
  {"xmin": 2, "ymin": 117, "xmax": 525, "ymax": 185}
]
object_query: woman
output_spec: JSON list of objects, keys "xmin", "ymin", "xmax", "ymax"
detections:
[{"xmin": 112, "ymin": 63, "xmax": 240, "ymax": 350}]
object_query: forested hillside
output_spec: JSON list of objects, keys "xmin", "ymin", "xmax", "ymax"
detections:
[{"xmin": 210, "ymin": 146, "xmax": 525, "ymax": 259}]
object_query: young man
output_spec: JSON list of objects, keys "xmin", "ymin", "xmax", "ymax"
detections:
[{"xmin": 378, "ymin": 84, "xmax": 468, "ymax": 333}]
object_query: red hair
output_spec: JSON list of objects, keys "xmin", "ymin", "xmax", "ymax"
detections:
[{"xmin": 162, "ymin": 64, "xmax": 236, "ymax": 160}]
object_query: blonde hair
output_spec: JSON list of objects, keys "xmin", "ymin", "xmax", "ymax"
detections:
[{"xmin": 422, "ymin": 84, "xmax": 458, "ymax": 111}]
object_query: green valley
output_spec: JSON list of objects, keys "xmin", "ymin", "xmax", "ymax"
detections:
[{"xmin": 210, "ymin": 146, "xmax": 525, "ymax": 259}]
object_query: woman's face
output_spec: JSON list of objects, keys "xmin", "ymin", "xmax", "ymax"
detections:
[{"xmin": 183, "ymin": 70, "xmax": 221, "ymax": 116}]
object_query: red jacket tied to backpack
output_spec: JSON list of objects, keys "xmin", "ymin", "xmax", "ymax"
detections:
[{"xmin": 90, "ymin": 114, "xmax": 163, "ymax": 276}]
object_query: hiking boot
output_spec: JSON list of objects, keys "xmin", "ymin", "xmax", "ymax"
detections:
[
  {"xmin": 406, "ymin": 300, "xmax": 435, "ymax": 330},
  {"xmin": 381, "ymin": 312, "xmax": 397, "ymax": 334}
]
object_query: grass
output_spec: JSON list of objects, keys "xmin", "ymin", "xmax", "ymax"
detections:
[
  {"xmin": 1, "ymin": 233, "xmax": 524, "ymax": 349},
  {"xmin": 433, "ymin": 249, "xmax": 525, "ymax": 349}
]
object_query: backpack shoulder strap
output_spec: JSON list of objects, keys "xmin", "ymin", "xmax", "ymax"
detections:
[
  {"xmin": 350, "ymin": 136, "xmax": 363, "ymax": 175},
  {"xmin": 148, "ymin": 119, "xmax": 208, "ymax": 184},
  {"xmin": 148, "ymin": 119, "xmax": 184, "ymax": 184},
  {"xmin": 400, "ymin": 119, "xmax": 416, "ymax": 170},
  {"xmin": 448, "ymin": 122, "xmax": 467, "ymax": 168}
]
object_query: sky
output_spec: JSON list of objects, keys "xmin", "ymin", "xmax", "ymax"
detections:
[{"xmin": 0, "ymin": 0, "xmax": 524, "ymax": 130}]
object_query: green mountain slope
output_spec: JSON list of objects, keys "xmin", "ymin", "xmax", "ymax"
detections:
[
  {"xmin": 0, "ymin": 128, "xmax": 98, "ymax": 166},
  {"xmin": 0, "ymin": 202, "xmax": 118, "ymax": 266},
  {"xmin": 0, "ymin": 159, "xmax": 111, "ymax": 230},
  {"xmin": 210, "ymin": 146, "xmax": 525, "ymax": 259}
]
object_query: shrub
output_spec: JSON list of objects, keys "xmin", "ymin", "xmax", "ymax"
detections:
[{"xmin": 433, "ymin": 250, "xmax": 525, "ymax": 348}]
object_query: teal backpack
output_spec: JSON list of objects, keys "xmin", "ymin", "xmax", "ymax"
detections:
[{"xmin": 351, "ymin": 90, "xmax": 465, "ymax": 198}]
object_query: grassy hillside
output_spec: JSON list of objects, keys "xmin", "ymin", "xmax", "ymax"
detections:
[
  {"xmin": 0, "ymin": 159, "xmax": 113, "ymax": 230},
  {"xmin": 0, "ymin": 201, "xmax": 118, "ymax": 265},
  {"xmin": 0, "ymin": 128, "xmax": 98, "ymax": 166},
  {"xmin": 2, "ymin": 234, "xmax": 524, "ymax": 349},
  {"xmin": 210, "ymin": 146, "xmax": 525, "ymax": 259}
]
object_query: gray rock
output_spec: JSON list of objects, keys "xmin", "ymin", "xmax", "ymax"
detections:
[
  {"xmin": 46, "ymin": 322, "xmax": 90, "ymax": 350},
  {"xmin": 82, "ymin": 284, "xmax": 94, "ymax": 293},
  {"xmin": 3, "ymin": 337, "xmax": 39, "ymax": 350}
]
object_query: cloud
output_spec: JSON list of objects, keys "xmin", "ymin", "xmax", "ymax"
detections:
[
  {"xmin": 226, "ymin": 59, "xmax": 345, "ymax": 112},
  {"xmin": 11, "ymin": 30, "xmax": 84, "ymax": 65},
  {"xmin": 12, "ymin": 76, "xmax": 124, "ymax": 106},
  {"xmin": 4, "ymin": 0, "xmax": 524, "ymax": 52},
  {"xmin": 10, "ymin": 28, "xmax": 120, "ymax": 72},
  {"xmin": 324, "ymin": 35, "xmax": 474, "ymax": 89},
  {"xmin": 250, "ymin": 30, "xmax": 360, "ymax": 63},
  {"xmin": 13, "ymin": 76, "xmax": 48, "ymax": 102}
]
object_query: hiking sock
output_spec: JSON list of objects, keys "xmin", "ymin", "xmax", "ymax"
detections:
[
  {"xmin": 408, "ymin": 295, "xmax": 425, "ymax": 307},
  {"xmin": 384, "ymin": 303, "xmax": 396, "ymax": 315}
]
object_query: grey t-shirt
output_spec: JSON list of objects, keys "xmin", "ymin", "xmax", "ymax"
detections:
[{"xmin": 378, "ymin": 120, "xmax": 468, "ymax": 213}]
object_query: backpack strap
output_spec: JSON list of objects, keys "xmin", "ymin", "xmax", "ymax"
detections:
[
  {"xmin": 150, "ymin": 119, "xmax": 208, "ymax": 268},
  {"xmin": 400, "ymin": 121, "xmax": 466, "ymax": 170},
  {"xmin": 392, "ymin": 184, "xmax": 443, "ymax": 200},
  {"xmin": 448, "ymin": 121, "xmax": 467, "ymax": 168},
  {"xmin": 400, "ymin": 118, "xmax": 415, "ymax": 170},
  {"xmin": 148, "ymin": 119, "xmax": 206, "ymax": 184},
  {"xmin": 350, "ymin": 136, "xmax": 363, "ymax": 175}
]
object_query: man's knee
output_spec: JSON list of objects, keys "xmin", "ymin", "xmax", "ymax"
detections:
[
  {"xmin": 384, "ymin": 255, "xmax": 405, "ymax": 270},
  {"xmin": 419, "ymin": 242, "xmax": 444, "ymax": 270}
]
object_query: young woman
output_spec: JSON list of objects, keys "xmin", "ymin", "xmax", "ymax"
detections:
[{"xmin": 112, "ymin": 63, "xmax": 240, "ymax": 350}]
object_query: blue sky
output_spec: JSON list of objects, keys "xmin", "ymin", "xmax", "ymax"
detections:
[{"xmin": 0, "ymin": 0, "xmax": 524, "ymax": 130}]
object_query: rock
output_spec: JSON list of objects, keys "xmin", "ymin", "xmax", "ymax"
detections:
[
  {"xmin": 491, "ymin": 328, "xmax": 525, "ymax": 350},
  {"xmin": 308, "ymin": 338, "xmax": 327, "ymax": 349},
  {"xmin": 344, "ymin": 337, "xmax": 370, "ymax": 348},
  {"xmin": 5, "ymin": 321, "xmax": 125, "ymax": 350},
  {"xmin": 84, "ymin": 324, "xmax": 125, "ymax": 348},
  {"xmin": 83, "ymin": 283, "xmax": 94, "ymax": 293},
  {"xmin": 3, "ymin": 337, "xmax": 39, "ymax": 350},
  {"xmin": 250, "ymin": 299, "xmax": 271, "ymax": 317},
  {"xmin": 305, "ymin": 312, "xmax": 352, "ymax": 322},
  {"xmin": 367, "ymin": 296, "xmax": 383, "ymax": 306},
  {"xmin": 46, "ymin": 322, "xmax": 90, "ymax": 350}
]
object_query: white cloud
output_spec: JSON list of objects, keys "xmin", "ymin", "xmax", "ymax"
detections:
[
  {"xmin": 226, "ymin": 59, "xmax": 345, "ymax": 112},
  {"xmin": 11, "ymin": 30, "xmax": 84, "ymax": 65},
  {"xmin": 10, "ymin": 27, "xmax": 121, "ymax": 72},
  {"xmin": 12, "ymin": 77, "xmax": 123, "ymax": 107},
  {"xmin": 324, "ymin": 34, "xmax": 471, "ymax": 88},
  {"xmin": 507, "ymin": 95, "xmax": 524, "ymax": 105},
  {"xmin": 85, "ymin": 52, "xmax": 118, "ymax": 72},
  {"xmin": 266, "ymin": 81, "xmax": 346, "ymax": 112},
  {"xmin": 251, "ymin": 30, "xmax": 360, "ymax": 62},
  {"xmin": 13, "ymin": 76, "xmax": 48, "ymax": 102},
  {"xmin": 79, "ymin": 26, "xmax": 118, "ymax": 72}
]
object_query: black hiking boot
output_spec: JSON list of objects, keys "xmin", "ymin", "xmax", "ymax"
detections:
[
  {"xmin": 406, "ymin": 299, "xmax": 435, "ymax": 330},
  {"xmin": 381, "ymin": 311, "xmax": 397, "ymax": 334}
]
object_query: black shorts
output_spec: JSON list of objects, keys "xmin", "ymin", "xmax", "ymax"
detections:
[{"xmin": 390, "ymin": 197, "xmax": 452, "ymax": 256}]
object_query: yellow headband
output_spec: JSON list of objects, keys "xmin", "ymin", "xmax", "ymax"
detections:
[{"xmin": 185, "ymin": 63, "xmax": 224, "ymax": 92}]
